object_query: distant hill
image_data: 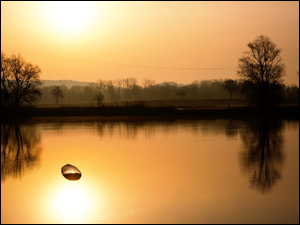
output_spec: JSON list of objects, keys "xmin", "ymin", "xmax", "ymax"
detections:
[
  {"xmin": 41, "ymin": 80, "xmax": 96, "ymax": 88},
  {"xmin": 41, "ymin": 80, "xmax": 184, "ymax": 88},
  {"xmin": 158, "ymin": 81, "xmax": 184, "ymax": 87}
]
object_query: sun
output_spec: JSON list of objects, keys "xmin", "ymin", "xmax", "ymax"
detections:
[{"xmin": 45, "ymin": 1, "xmax": 95, "ymax": 35}]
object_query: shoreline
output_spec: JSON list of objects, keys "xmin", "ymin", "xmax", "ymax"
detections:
[{"xmin": 1, "ymin": 106, "xmax": 299, "ymax": 122}]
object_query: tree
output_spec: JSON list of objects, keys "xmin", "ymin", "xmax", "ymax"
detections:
[
  {"xmin": 222, "ymin": 79, "xmax": 239, "ymax": 99},
  {"xmin": 1, "ymin": 52, "xmax": 42, "ymax": 108},
  {"xmin": 93, "ymin": 92, "xmax": 104, "ymax": 107},
  {"xmin": 176, "ymin": 90, "xmax": 187, "ymax": 99},
  {"xmin": 237, "ymin": 35, "xmax": 286, "ymax": 109},
  {"xmin": 51, "ymin": 86, "xmax": 63, "ymax": 104},
  {"xmin": 141, "ymin": 78, "xmax": 155, "ymax": 88}
]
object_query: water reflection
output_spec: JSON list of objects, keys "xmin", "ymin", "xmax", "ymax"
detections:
[
  {"xmin": 91, "ymin": 119, "xmax": 185, "ymax": 139},
  {"xmin": 1, "ymin": 118, "xmax": 298, "ymax": 224},
  {"xmin": 239, "ymin": 119, "xmax": 285, "ymax": 194},
  {"xmin": 224, "ymin": 120, "xmax": 239, "ymax": 138},
  {"xmin": 89, "ymin": 119, "xmax": 241, "ymax": 140},
  {"xmin": 1, "ymin": 123, "xmax": 42, "ymax": 181},
  {"xmin": 51, "ymin": 181, "xmax": 94, "ymax": 224}
]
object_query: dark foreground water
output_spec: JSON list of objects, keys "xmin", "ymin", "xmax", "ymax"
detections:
[{"xmin": 1, "ymin": 117, "xmax": 299, "ymax": 224}]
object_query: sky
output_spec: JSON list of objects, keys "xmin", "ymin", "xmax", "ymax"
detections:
[{"xmin": 1, "ymin": 1, "xmax": 299, "ymax": 86}]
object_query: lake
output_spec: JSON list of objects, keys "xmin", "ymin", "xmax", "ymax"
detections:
[{"xmin": 1, "ymin": 117, "xmax": 299, "ymax": 224}]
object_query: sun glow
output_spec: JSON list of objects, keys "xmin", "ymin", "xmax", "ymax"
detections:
[
  {"xmin": 45, "ymin": 1, "xmax": 95, "ymax": 35},
  {"xmin": 52, "ymin": 182, "xmax": 93, "ymax": 223}
]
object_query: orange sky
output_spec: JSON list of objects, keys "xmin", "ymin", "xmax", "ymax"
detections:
[{"xmin": 1, "ymin": 1, "xmax": 299, "ymax": 86}]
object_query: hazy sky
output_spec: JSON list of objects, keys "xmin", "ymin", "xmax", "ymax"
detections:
[{"xmin": 1, "ymin": 1, "xmax": 299, "ymax": 85}]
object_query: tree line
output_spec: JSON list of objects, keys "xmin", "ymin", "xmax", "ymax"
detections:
[
  {"xmin": 38, "ymin": 78, "xmax": 241, "ymax": 104},
  {"xmin": 38, "ymin": 78, "xmax": 298, "ymax": 105},
  {"xmin": 1, "ymin": 35, "xmax": 299, "ymax": 109}
]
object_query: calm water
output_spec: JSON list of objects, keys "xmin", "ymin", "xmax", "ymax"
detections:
[{"xmin": 1, "ymin": 117, "xmax": 299, "ymax": 224}]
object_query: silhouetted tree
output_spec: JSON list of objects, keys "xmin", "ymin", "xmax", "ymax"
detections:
[
  {"xmin": 93, "ymin": 92, "xmax": 104, "ymax": 107},
  {"xmin": 51, "ymin": 86, "xmax": 63, "ymax": 104},
  {"xmin": 1, "ymin": 52, "xmax": 42, "ymax": 108},
  {"xmin": 222, "ymin": 79, "xmax": 239, "ymax": 99},
  {"xmin": 176, "ymin": 90, "xmax": 187, "ymax": 99},
  {"xmin": 237, "ymin": 35, "xmax": 286, "ymax": 109}
]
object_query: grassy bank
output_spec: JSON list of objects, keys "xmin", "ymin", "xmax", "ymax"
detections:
[
  {"xmin": 1, "ymin": 105, "xmax": 299, "ymax": 121},
  {"xmin": 36, "ymin": 98, "xmax": 299, "ymax": 108},
  {"xmin": 37, "ymin": 99, "xmax": 249, "ymax": 108},
  {"xmin": 1, "ymin": 99, "xmax": 299, "ymax": 121}
]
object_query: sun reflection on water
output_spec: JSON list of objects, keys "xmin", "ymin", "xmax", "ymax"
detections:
[{"xmin": 51, "ymin": 181, "xmax": 94, "ymax": 223}]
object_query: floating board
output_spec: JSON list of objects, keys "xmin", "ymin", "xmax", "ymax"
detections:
[{"xmin": 61, "ymin": 164, "xmax": 82, "ymax": 181}]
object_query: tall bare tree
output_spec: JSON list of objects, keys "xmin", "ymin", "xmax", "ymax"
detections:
[
  {"xmin": 1, "ymin": 53, "xmax": 42, "ymax": 108},
  {"xmin": 237, "ymin": 35, "xmax": 286, "ymax": 108}
]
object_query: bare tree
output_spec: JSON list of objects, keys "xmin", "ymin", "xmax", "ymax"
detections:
[
  {"xmin": 237, "ymin": 35, "xmax": 286, "ymax": 108},
  {"xmin": 93, "ymin": 92, "xmax": 104, "ymax": 107},
  {"xmin": 51, "ymin": 86, "xmax": 63, "ymax": 104},
  {"xmin": 141, "ymin": 78, "xmax": 155, "ymax": 88},
  {"xmin": 222, "ymin": 79, "xmax": 239, "ymax": 99},
  {"xmin": 176, "ymin": 90, "xmax": 187, "ymax": 99},
  {"xmin": 1, "ymin": 52, "xmax": 42, "ymax": 108}
]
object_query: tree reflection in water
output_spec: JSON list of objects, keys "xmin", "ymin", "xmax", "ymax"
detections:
[
  {"xmin": 224, "ymin": 120, "xmax": 239, "ymax": 139},
  {"xmin": 239, "ymin": 119, "xmax": 285, "ymax": 194},
  {"xmin": 1, "ymin": 123, "xmax": 42, "ymax": 181}
]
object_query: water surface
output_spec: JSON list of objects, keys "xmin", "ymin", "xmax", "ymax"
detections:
[{"xmin": 1, "ymin": 118, "xmax": 299, "ymax": 224}]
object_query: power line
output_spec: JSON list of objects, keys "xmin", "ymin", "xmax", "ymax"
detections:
[
  {"xmin": 2, "ymin": 46, "xmax": 238, "ymax": 71},
  {"xmin": 3, "ymin": 46, "xmax": 298, "ymax": 72}
]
